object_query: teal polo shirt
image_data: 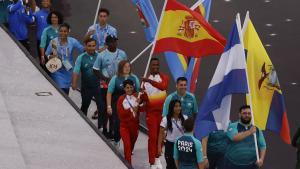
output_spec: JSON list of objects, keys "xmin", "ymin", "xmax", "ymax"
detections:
[
  {"xmin": 73, "ymin": 52, "xmax": 99, "ymax": 88},
  {"xmin": 207, "ymin": 130, "xmax": 229, "ymax": 155},
  {"xmin": 40, "ymin": 25, "xmax": 58, "ymax": 49},
  {"xmin": 162, "ymin": 91, "xmax": 198, "ymax": 118},
  {"xmin": 225, "ymin": 121, "xmax": 266, "ymax": 166},
  {"xmin": 174, "ymin": 133, "xmax": 204, "ymax": 169}
]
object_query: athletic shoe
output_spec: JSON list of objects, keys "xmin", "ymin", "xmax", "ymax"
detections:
[
  {"xmin": 113, "ymin": 141, "xmax": 120, "ymax": 149},
  {"xmin": 154, "ymin": 158, "xmax": 163, "ymax": 169},
  {"xmin": 150, "ymin": 164, "xmax": 157, "ymax": 169}
]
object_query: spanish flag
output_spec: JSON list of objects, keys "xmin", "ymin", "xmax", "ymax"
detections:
[
  {"xmin": 244, "ymin": 19, "xmax": 291, "ymax": 144},
  {"xmin": 153, "ymin": 0, "xmax": 226, "ymax": 58}
]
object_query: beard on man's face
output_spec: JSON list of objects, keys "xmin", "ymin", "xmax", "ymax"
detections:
[{"xmin": 241, "ymin": 117, "xmax": 251, "ymax": 124}]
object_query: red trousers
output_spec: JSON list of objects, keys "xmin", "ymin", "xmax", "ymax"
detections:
[
  {"xmin": 120, "ymin": 121, "xmax": 139, "ymax": 165},
  {"xmin": 146, "ymin": 111, "xmax": 162, "ymax": 164}
]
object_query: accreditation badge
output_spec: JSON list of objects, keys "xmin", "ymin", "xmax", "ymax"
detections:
[{"xmin": 62, "ymin": 59, "xmax": 73, "ymax": 71}]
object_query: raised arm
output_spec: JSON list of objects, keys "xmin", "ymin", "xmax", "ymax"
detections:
[
  {"xmin": 7, "ymin": 0, "xmax": 23, "ymax": 13},
  {"xmin": 232, "ymin": 126, "xmax": 256, "ymax": 142},
  {"xmin": 142, "ymin": 74, "xmax": 169, "ymax": 91}
]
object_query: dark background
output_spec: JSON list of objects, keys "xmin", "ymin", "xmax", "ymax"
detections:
[{"xmin": 29, "ymin": 0, "xmax": 299, "ymax": 168}]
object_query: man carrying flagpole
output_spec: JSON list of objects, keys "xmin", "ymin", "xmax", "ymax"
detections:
[
  {"xmin": 222, "ymin": 13, "xmax": 266, "ymax": 169},
  {"xmin": 141, "ymin": 57, "xmax": 169, "ymax": 168},
  {"xmin": 193, "ymin": 13, "xmax": 267, "ymax": 169},
  {"xmin": 224, "ymin": 105, "xmax": 266, "ymax": 169}
]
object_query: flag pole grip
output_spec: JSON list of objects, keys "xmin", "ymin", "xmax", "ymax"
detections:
[
  {"xmin": 137, "ymin": 0, "xmax": 168, "ymax": 99},
  {"xmin": 236, "ymin": 12, "xmax": 260, "ymax": 162}
]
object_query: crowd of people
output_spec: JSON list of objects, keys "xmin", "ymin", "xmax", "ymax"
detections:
[{"xmin": 1, "ymin": 1, "xmax": 299, "ymax": 169}]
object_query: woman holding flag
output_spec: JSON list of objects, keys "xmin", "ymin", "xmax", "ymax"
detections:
[
  {"xmin": 106, "ymin": 60, "xmax": 140, "ymax": 147},
  {"xmin": 117, "ymin": 79, "xmax": 146, "ymax": 165}
]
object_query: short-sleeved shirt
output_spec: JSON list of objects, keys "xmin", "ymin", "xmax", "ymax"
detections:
[
  {"xmin": 107, "ymin": 74, "xmax": 140, "ymax": 101},
  {"xmin": 73, "ymin": 52, "xmax": 99, "ymax": 88},
  {"xmin": 207, "ymin": 130, "xmax": 229, "ymax": 155},
  {"xmin": 174, "ymin": 133, "xmax": 204, "ymax": 169},
  {"xmin": 45, "ymin": 37, "xmax": 84, "ymax": 88},
  {"xmin": 163, "ymin": 91, "xmax": 198, "ymax": 118},
  {"xmin": 34, "ymin": 8, "xmax": 49, "ymax": 40},
  {"xmin": 40, "ymin": 25, "xmax": 58, "ymax": 49},
  {"xmin": 160, "ymin": 115, "xmax": 188, "ymax": 142},
  {"xmin": 87, "ymin": 23, "xmax": 117, "ymax": 48},
  {"xmin": 225, "ymin": 121, "xmax": 267, "ymax": 166},
  {"xmin": 92, "ymin": 49, "xmax": 127, "ymax": 78}
]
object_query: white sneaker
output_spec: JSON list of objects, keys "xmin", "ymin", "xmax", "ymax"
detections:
[
  {"xmin": 150, "ymin": 164, "xmax": 157, "ymax": 169},
  {"xmin": 154, "ymin": 158, "xmax": 163, "ymax": 169},
  {"xmin": 113, "ymin": 141, "xmax": 120, "ymax": 149}
]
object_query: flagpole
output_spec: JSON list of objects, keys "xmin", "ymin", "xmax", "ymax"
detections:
[
  {"xmin": 236, "ymin": 12, "xmax": 260, "ymax": 162},
  {"xmin": 130, "ymin": 0, "xmax": 202, "ymax": 65},
  {"xmin": 242, "ymin": 11, "xmax": 250, "ymax": 36},
  {"xmin": 141, "ymin": 0, "xmax": 168, "ymax": 78},
  {"xmin": 191, "ymin": 0, "xmax": 205, "ymax": 10},
  {"xmin": 130, "ymin": 42, "xmax": 153, "ymax": 64},
  {"xmin": 93, "ymin": 0, "xmax": 102, "ymax": 25}
]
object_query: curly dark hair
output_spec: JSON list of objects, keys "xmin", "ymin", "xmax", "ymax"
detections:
[
  {"xmin": 166, "ymin": 99, "xmax": 185, "ymax": 132},
  {"xmin": 47, "ymin": 11, "xmax": 64, "ymax": 25}
]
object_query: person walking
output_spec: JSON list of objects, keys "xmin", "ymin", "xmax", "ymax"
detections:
[{"xmin": 45, "ymin": 23, "xmax": 83, "ymax": 95}]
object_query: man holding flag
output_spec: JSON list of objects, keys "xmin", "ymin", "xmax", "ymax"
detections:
[
  {"xmin": 224, "ymin": 105, "xmax": 266, "ymax": 169},
  {"xmin": 141, "ymin": 57, "xmax": 169, "ymax": 168},
  {"xmin": 193, "ymin": 16, "xmax": 253, "ymax": 169}
]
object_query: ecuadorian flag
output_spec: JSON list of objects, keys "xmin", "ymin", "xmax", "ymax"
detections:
[
  {"xmin": 153, "ymin": 0, "xmax": 226, "ymax": 58},
  {"xmin": 243, "ymin": 19, "xmax": 291, "ymax": 144}
]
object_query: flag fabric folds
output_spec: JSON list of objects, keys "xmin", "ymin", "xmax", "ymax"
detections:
[
  {"xmin": 153, "ymin": 0, "xmax": 226, "ymax": 58},
  {"xmin": 194, "ymin": 21, "xmax": 248, "ymax": 139},
  {"xmin": 131, "ymin": 0, "xmax": 158, "ymax": 42},
  {"xmin": 193, "ymin": 0, "xmax": 212, "ymax": 21},
  {"xmin": 166, "ymin": 0, "xmax": 212, "ymax": 90},
  {"xmin": 243, "ymin": 19, "xmax": 291, "ymax": 144},
  {"xmin": 131, "ymin": 0, "xmax": 213, "ymax": 93},
  {"xmin": 185, "ymin": 0, "xmax": 211, "ymax": 92}
]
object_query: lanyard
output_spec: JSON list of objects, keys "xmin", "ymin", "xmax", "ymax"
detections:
[
  {"xmin": 172, "ymin": 119, "xmax": 184, "ymax": 135},
  {"xmin": 125, "ymin": 95, "xmax": 137, "ymax": 118},
  {"xmin": 56, "ymin": 39, "xmax": 69, "ymax": 60},
  {"xmin": 96, "ymin": 24, "xmax": 108, "ymax": 46},
  {"xmin": 125, "ymin": 96, "xmax": 134, "ymax": 109}
]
